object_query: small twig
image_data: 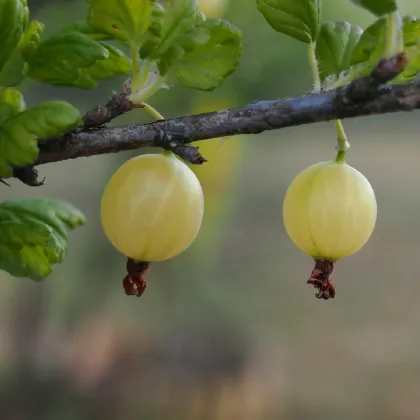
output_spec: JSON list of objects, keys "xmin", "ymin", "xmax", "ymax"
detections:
[
  {"xmin": 14, "ymin": 90, "xmax": 137, "ymax": 186},
  {"xmin": 13, "ymin": 167, "xmax": 45, "ymax": 187},
  {"xmin": 344, "ymin": 51, "xmax": 408, "ymax": 101},
  {"xmin": 83, "ymin": 91, "xmax": 136, "ymax": 129}
]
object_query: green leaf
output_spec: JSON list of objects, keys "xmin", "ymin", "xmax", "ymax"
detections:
[
  {"xmin": 389, "ymin": 16, "xmax": 420, "ymax": 83},
  {"xmin": 402, "ymin": 15, "xmax": 420, "ymax": 46},
  {"xmin": 316, "ymin": 21, "xmax": 363, "ymax": 81},
  {"xmin": 147, "ymin": 0, "xmax": 199, "ymax": 59},
  {"xmin": 87, "ymin": 0, "xmax": 154, "ymax": 46},
  {"xmin": 392, "ymin": 46, "xmax": 420, "ymax": 84},
  {"xmin": 139, "ymin": 2, "xmax": 165, "ymax": 58},
  {"xmin": 26, "ymin": 23, "xmax": 132, "ymax": 89},
  {"xmin": 256, "ymin": 0, "xmax": 321, "ymax": 43},
  {"xmin": 20, "ymin": 0, "xmax": 29, "ymax": 31},
  {"xmin": 72, "ymin": 42, "xmax": 132, "ymax": 89},
  {"xmin": 24, "ymin": 31, "xmax": 110, "ymax": 88},
  {"xmin": 58, "ymin": 21, "xmax": 111, "ymax": 40},
  {"xmin": 350, "ymin": 17, "xmax": 387, "ymax": 66},
  {"xmin": 0, "ymin": 198, "xmax": 85, "ymax": 280},
  {"xmin": 350, "ymin": 15, "xmax": 419, "ymax": 66},
  {"xmin": 0, "ymin": 20, "xmax": 44, "ymax": 87},
  {"xmin": 173, "ymin": 18, "xmax": 242, "ymax": 91},
  {"xmin": 350, "ymin": 0, "xmax": 398, "ymax": 16},
  {"xmin": 0, "ymin": 88, "xmax": 25, "ymax": 124},
  {"xmin": 0, "ymin": 0, "xmax": 25, "ymax": 71},
  {"xmin": 0, "ymin": 101, "xmax": 80, "ymax": 178},
  {"xmin": 322, "ymin": 15, "xmax": 420, "ymax": 89}
]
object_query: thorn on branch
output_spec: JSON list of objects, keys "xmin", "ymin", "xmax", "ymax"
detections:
[
  {"xmin": 83, "ymin": 91, "xmax": 135, "ymax": 129},
  {"xmin": 13, "ymin": 166, "xmax": 45, "ymax": 187},
  {"xmin": 344, "ymin": 52, "xmax": 408, "ymax": 102}
]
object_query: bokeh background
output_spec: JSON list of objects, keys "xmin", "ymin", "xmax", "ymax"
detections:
[{"xmin": 1, "ymin": 0, "xmax": 420, "ymax": 419}]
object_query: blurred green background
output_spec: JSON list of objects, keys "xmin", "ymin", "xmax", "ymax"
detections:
[{"xmin": 2, "ymin": 0, "xmax": 420, "ymax": 419}]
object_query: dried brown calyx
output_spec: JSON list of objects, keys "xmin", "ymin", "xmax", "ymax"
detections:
[
  {"xmin": 307, "ymin": 260, "xmax": 335, "ymax": 300},
  {"xmin": 122, "ymin": 258, "xmax": 151, "ymax": 297}
]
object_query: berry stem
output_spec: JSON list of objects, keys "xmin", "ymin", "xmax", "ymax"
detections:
[
  {"xmin": 307, "ymin": 43, "xmax": 350, "ymax": 163},
  {"xmin": 334, "ymin": 119, "xmax": 350, "ymax": 163},
  {"xmin": 385, "ymin": 10, "xmax": 404, "ymax": 59},
  {"xmin": 141, "ymin": 102, "xmax": 165, "ymax": 120},
  {"xmin": 140, "ymin": 103, "xmax": 173, "ymax": 156}
]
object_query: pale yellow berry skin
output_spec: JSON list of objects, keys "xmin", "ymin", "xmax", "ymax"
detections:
[
  {"xmin": 101, "ymin": 153, "xmax": 204, "ymax": 262},
  {"xmin": 283, "ymin": 161, "xmax": 377, "ymax": 261},
  {"xmin": 200, "ymin": 0, "xmax": 229, "ymax": 17}
]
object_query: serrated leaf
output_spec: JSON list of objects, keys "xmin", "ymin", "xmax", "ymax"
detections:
[
  {"xmin": 350, "ymin": 0, "xmax": 398, "ymax": 17},
  {"xmin": 0, "ymin": 198, "xmax": 85, "ymax": 280},
  {"xmin": 72, "ymin": 42, "xmax": 132, "ymax": 89},
  {"xmin": 350, "ymin": 15, "xmax": 419, "ymax": 66},
  {"xmin": 402, "ymin": 15, "xmax": 420, "ymax": 46},
  {"xmin": 20, "ymin": 0, "xmax": 29, "ymax": 31},
  {"xmin": 0, "ymin": 20, "xmax": 44, "ymax": 87},
  {"xmin": 0, "ymin": 0, "xmax": 25, "ymax": 71},
  {"xmin": 87, "ymin": 0, "xmax": 154, "ymax": 46},
  {"xmin": 173, "ymin": 18, "xmax": 242, "ymax": 91},
  {"xmin": 316, "ymin": 21, "xmax": 363, "ymax": 81},
  {"xmin": 0, "ymin": 88, "xmax": 25, "ymax": 124},
  {"xmin": 139, "ymin": 2, "xmax": 165, "ymax": 58},
  {"xmin": 391, "ymin": 44, "xmax": 420, "ymax": 84},
  {"xmin": 148, "ymin": 0, "xmax": 199, "ymax": 59},
  {"xmin": 58, "ymin": 21, "xmax": 111, "ymax": 40},
  {"xmin": 256, "ymin": 0, "xmax": 321, "ymax": 43},
  {"xmin": 392, "ymin": 17, "xmax": 420, "ymax": 83},
  {"xmin": 24, "ymin": 31, "xmax": 110, "ymax": 88},
  {"xmin": 350, "ymin": 17, "xmax": 387, "ymax": 66},
  {"xmin": 0, "ymin": 101, "xmax": 80, "ymax": 178},
  {"xmin": 323, "ymin": 15, "xmax": 420, "ymax": 89}
]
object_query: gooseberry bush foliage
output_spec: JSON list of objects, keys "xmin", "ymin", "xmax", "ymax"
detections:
[{"xmin": 0, "ymin": 0, "xmax": 419, "ymax": 300}]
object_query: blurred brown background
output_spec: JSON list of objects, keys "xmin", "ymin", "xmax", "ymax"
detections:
[{"xmin": 1, "ymin": 0, "xmax": 420, "ymax": 419}]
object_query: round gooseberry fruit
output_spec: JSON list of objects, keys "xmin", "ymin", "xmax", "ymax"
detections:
[
  {"xmin": 283, "ymin": 160, "xmax": 377, "ymax": 300},
  {"xmin": 100, "ymin": 153, "xmax": 204, "ymax": 296}
]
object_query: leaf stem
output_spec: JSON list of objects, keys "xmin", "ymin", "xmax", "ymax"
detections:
[
  {"xmin": 385, "ymin": 10, "xmax": 404, "ymax": 58},
  {"xmin": 128, "ymin": 59, "xmax": 167, "ymax": 105},
  {"xmin": 131, "ymin": 45, "xmax": 141, "ymax": 87},
  {"xmin": 307, "ymin": 44, "xmax": 349, "ymax": 162},
  {"xmin": 308, "ymin": 42, "xmax": 321, "ymax": 92},
  {"xmin": 138, "ymin": 59, "xmax": 152, "ymax": 89}
]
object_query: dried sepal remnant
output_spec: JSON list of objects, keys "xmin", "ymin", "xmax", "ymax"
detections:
[
  {"xmin": 307, "ymin": 260, "xmax": 335, "ymax": 300},
  {"xmin": 123, "ymin": 259, "xmax": 151, "ymax": 297}
]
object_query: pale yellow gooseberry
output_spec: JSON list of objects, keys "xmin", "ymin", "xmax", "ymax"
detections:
[
  {"xmin": 283, "ymin": 161, "xmax": 377, "ymax": 261},
  {"xmin": 101, "ymin": 153, "xmax": 204, "ymax": 262},
  {"xmin": 200, "ymin": 0, "xmax": 229, "ymax": 17}
]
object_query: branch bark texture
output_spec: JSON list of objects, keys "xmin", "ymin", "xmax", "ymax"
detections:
[{"xmin": 29, "ymin": 54, "xmax": 420, "ymax": 168}]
